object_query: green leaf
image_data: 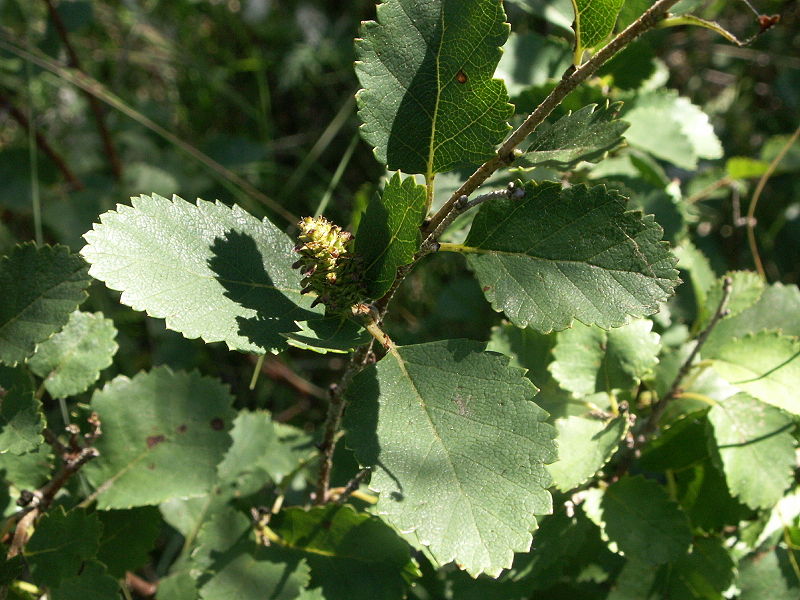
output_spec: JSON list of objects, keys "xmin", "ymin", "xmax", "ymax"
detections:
[
  {"xmin": 26, "ymin": 507, "xmax": 102, "ymax": 588},
  {"xmin": 707, "ymin": 393, "xmax": 795, "ymax": 510},
  {"xmin": 571, "ymin": 0, "xmax": 625, "ymax": 58},
  {"xmin": 705, "ymin": 331, "xmax": 800, "ymax": 415},
  {"xmin": 674, "ymin": 457, "xmax": 751, "ymax": 532},
  {"xmin": 355, "ymin": 0, "xmax": 513, "ymax": 175},
  {"xmin": 596, "ymin": 476, "xmax": 692, "ymax": 565},
  {"xmin": 160, "ymin": 495, "xmax": 221, "ymax": 539},
  {"xmin": 0, "ymin": 243, "xmax": 90, "ymax": 366},
  {"xmin": 703, "ymin": 282, "xmax": 800, "ymax": 356},
  {"xmin": 607, "ymin": 559, "xmax": 658, "ymax": 600},
  {"xmin": 665, "ymin": 538, "xmax": 735, "ymax": 599},
  {"xmin": 738, "ymin": 546, "xmax": 800, "ymax": 600},
  {"xmin": 157, "ymin": 571, "xmax": 199, "ymax": 600},
  {"xmin": 726, "ymin": 157, "xmax": 770, "ymax": 179},
  {"xmin": 0, "ymin": 555, "xmax": 24, "ymax": 586},
  {"xmin": 639, "ymin": 411, "xmax": 710, "ymax": 472},
  {"xmin": 547, "ymin": 415, "xmax": 627, "ymax": 491},
  {"xmin": 81, "ymin": 194, "xmax": 319, "ymax": 354},
  {"xmin": 508, "ymin": 509, "xmax": 607, "ymax": 590},
  {"xmin": 195, "ymin": 508, "xmax": 310, "ymax": 600},
  {"xmin": 495, "ymin": 32, "xmax": 572, "ymax": 96},
  {"xmin": 49, "ymin": 561, "xmax": 119, "ymax": 600},
  {"xmin": 673, "ymin": 240, "xmax": 715, "ymax": 316},
  {"xmin": 549, "ymin": 319, "xmax": 660, "ymax": 397},
  {"xmin": 0, "ymin": 444, "xmax": 53, "ymax": 494},
  {"xmin": 283, "ymin": 315, "xmax": 370, "ymax": 354},
  {"xmin": 216, "ymin": 410, "xmax": 315, "ymax": 495},
  {"xmin": 96, "ymin": 507, "xmax": 162, "ymax": 578},
  {"xmin": 697, "ymin": 271, "xmax": 763, "ymax": 331},
  {"xmin": 460, "ymin": 181, "xmax": 678, "ymax": 333},
  {"xmin": 270, "ymin": 504, "xmax": 418, "ymax": 600},
  {"xmin": 517, "ymin": 102, "xmax": 629, "ymax": 169},
  {"xmin": 761, "ymin": 134, "xmax": 800, "ymax": 173},
  {"xmin": 486, "ymin": 322, "xmax": 579, "ymax": 419},
  {"xmin": 85, "ymin": 367, "xmax": 235, "ymax": 508},
  {"xmin": 609, "ymin": 539, "xmax": 735, "ymax": 600},
  {"xmin": 345, "ymin": 339, "xmax": 556, "ymax": 576},
  {"xmin": 486, "ymin": 323, "xmax": 555, "ymax": 389},
  {"xmin": 355, "ymin": 172, "xmax": 426, "ymax": 299},
  {"xmin": 0, "ymin": 366, "xmax": 45, "ymax": 454},
  {"xmin": 595, "ymin": 41, "xmax": 656, "ymax": 90},
  {"xmin": 27, "ymin": 311, "xmax": 117, "ymax": 398},
  {"xmin": 623, "ymin": 91, "xmax": 723, "ymax": 170},
  {"xmin": 507, "ymin": 0, "xmax": 574, "ymax": 31}
]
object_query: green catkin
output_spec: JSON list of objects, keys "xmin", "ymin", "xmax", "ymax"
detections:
[{"xmin": 293, "ymin": 216, "xmax": 366, "ymax": 313}]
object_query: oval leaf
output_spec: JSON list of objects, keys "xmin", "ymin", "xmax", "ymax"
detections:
[
  {"xmin": 355, "ymin": 172, "xmax": 426, "ymax": 299},
  {"xmin": 707, "ymin": 393, "xmax": 795, "ymax": 510},
  {"xmin": 85, "ymin": 366, "xmax": 235, "ymax": 508},
  {"xmin": 461, "ymin": 181, "xmax": 678, "ymax": 333},
  {"xmin": 28, "ymin": 311, "xmax": 118, "ymax": 398},
  {"xmin": 81, "ymin": 194, "xmax": 319, "ymax": 355},
  {"xmin": 356, "ymin": 0, "xmax": 513, "ymax": 175},
  {"xmin": 0, "ymin": 244, "xmax": 90, "ymax": 366},
  {"xmin": 345, "ymin": 339, "xmax": 556, "ymax": 577}
]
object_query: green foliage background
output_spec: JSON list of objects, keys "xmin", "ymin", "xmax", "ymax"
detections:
[{"xmin": 0, "ymin": 0, "xmax": 799, "ymax": 598}]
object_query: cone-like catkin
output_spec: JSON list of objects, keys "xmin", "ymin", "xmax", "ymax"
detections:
[{"xmin": 293, "ymin": 216, "xmax": 365, "ymax": 313}]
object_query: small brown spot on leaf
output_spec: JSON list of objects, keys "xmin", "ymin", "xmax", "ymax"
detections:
[
  {"xmin": 147, "ymin": 463, "xmax": 155, "ymax": 470},
  {"xmin": 210, "ymin": 418, "xmax": 224, "ymax": 431},
  {"xmin": 176, "ymin": 424, "xmax": 187, "ymax": 434},
  {"xmin": 456, "ymin": 69, "xmax": 467, "ymax": 83},
  {"xmin": 321, "ymin": 520, "xmax": 332, "ymax": 530},
  {"xmin": 146, "ymin": 435, "xmax": 166, "ymax": 449},
  {"xmin": 483, "ymin": 286, "xmax": 491, "ymax": 292}
]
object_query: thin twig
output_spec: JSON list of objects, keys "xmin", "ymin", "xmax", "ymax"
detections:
[
  {"xmin": 43, "ymin": 0, "xmax": 122, "ymax": 180},
  {"xmin": 316, "ymin": 0, "xmax": 684, "ymax": 505},
  {"xmin": 335, "ymin": 467, "xmax": 371, "ymax": 505},
  {"xmin": 613, "ymin": 276, "xmax": 733, "ymax": 480},
  {"xmin": 427, "ymin": 182, "xmax": 526, "ymax": 246},
  {"xmin": 685, "ymin": 175, "xmax": 732, "ymax": 204},
  {"xmin": 423, "ymin": 0, "xmax": 683, "ymax": 240},
  {"xmin": 0, "ymin": 92, "xmax": 84, "ymax": 190},
  {"xmin": 259, "ymin": 356, "xmax": 327, "ymax": 400},
  {"xmin": 313, "ymin": 344, "xmax": 371, "ymax": 504},
  {"xmin": 125, "ymin": 572, "xmax": 157, "ymax": 598},
  {"xmin": 747, "ymin": 122, "xmax": 800, "ymax": 279},
  {"xmin": 646, "ymin": 275, "xmax": 732, "ymax": 433},
  {"xmin": 7, "ymin": 434, "xmax": 99, "ymax": 558}
]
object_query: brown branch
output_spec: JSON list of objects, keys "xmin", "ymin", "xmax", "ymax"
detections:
[
  {"xmin": 334, "ymin": 467, "xmax": 371, "ymax": 505},
  {"xmin": 644, "ymin": 276, "xmax": 732, "ymax": 434},
  {"xmin": 423, "ymin": 0, "xmax": 683, "ymax": 239},
  {"xmin": 125, "ymin": 572, "xmax": 157, "ymax": 598},
  {"xmin": 259, "ymin": 356, "xmax": 327, "ymax": 401},
  {"xmin": 317, "ymin": 0, "xmax": 685, "ymax": 506},
  {"xmin": 613, "ymin": 276, "xmax": 733, "ymax": 480},
  {"xmin": 43, "ymin": 0, "xmax": 122, "ymax": 180},
  {"xmin": 0, "ymin": 92, "xmax": 84, "ymax": 190},
  {"xmin": 6, "ymin": 426, "xmax": 100, "ymax": 558},
  {"xmin": 313, "ymin": 343, "xmax": 372, "ymax": 505}
]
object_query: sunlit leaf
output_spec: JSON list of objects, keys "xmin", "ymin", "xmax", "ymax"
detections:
[{"xmin": 345, "ymin": 339, "xmax": 556, "ymax": 576}]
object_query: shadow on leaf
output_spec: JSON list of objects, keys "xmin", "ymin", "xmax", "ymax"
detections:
[{"xmin": 207, "ymin": 230, "xmax": 319, "ymax": 352}]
